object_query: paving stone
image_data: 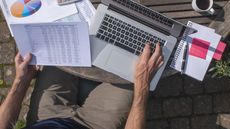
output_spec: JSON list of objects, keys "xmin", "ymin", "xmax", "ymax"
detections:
[
  {"xmin": 0, "ymin": 67, "xmax": 3, "ymax": 84},
  {"xmin": 0, "ymin": 87, "xmax": 10, "ymax": 96},
  {"xmin": 0, "ymin": 95, "xmax": 4, "ymax": 103},
  {"xmin": 214, "ymin": 93, "xmax": 230, "ymax": 113},
  {"xmin": 146, "ymin": 120, "xmax": 169, "ymax": 129},
  {"xmin": 163, "ymin": 97, "xmax": 192, "ymax": 117},
  {"xmin": 0, "ymin": 22, "xmax": 11, "ymax": 42},
  {"xmin": 154, "ymin": 74, "xmax": 183, "ymax": 97},
  {"xmin": 170, "ymin": 118, "xmax": 190, "ymax": 129},
  {"xmin": 0, "ymin": 42, "xmax": 16, "ymax": 64},
  {"xmin": 184, "ymin": 76, "xmax": 203, "ymax": 95},
  {"xmin": 204, "ymin": 75, "xmax": 230, "ymax": 93},
  {"xmin": 191, "ymin": 115, "xmax": 218, "ymax": 129},
  {"xmin": 3, "ymin": 65, "xmax": 15, "ymax": 85},
  {"xmin": 147, "ymin": 98, "xmax": 162, "ymax": 120},
  {"xmin": 193, "ymin": 95, "xmax": 212, "ymax": 115},
  {"xmin": 219, "ymin": 126, "xmax": 227, "ymax": 129},
  {"xmin": 0, "ymin": 88, "xmax": 9, "ymax": 103},
  {"xmin": 0, "ymin": 10, "xmax": 4, "ymax": 21}
]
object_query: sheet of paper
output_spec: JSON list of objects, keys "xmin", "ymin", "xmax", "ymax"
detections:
[
  {"xmin": 171, "ymin": 21, "xmax": 221, "ymax": 81},
  {"xmin": 75, "ymin": 0, "xmax": 95, "ymax": 25},
  {"xmin": 213, "ymin": 41, "xmax": 226, "ymax": 60},
  {"xmin": 0, "ymin": 0, "xmax": 78, "ymax": 35},
  {"xmin": 189, "ymin": 38, "xmax": 210, "ymax": 59},
  {"xmin": 10, "ymin": 22, "xmax": 91, "ymax": 67},
  {"xmin": 56, "ymin": 13, "xmax": 82, "ymax": 22}
]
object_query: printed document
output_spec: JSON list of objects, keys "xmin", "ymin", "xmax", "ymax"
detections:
[
  {"xmin": 0, "ymin": 0, "xmax": 78, "ymax": 35},
  {"xmin": 10, "ymin": 22, "xmax": 91, "ymax": 67},
  {"xmin": 55, "ymin": 0, "xmax": 96, "ymax": 25},
  {"xmin": 75, "ymin": 0, "xmax": 95, "ymax": 25}
]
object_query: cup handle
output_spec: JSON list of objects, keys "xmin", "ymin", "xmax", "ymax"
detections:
[{"xmin": 208, "ymin": 8, "xmax": 215, "ymax": 15}]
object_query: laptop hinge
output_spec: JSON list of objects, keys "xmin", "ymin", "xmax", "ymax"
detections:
[{"xmin": 106, "ymin": 4, "xmax": 170, "ymax": 36}]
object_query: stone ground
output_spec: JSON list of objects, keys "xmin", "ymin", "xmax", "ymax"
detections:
[{"xmin": 1, "ymin": 10, "xmax": 230, "ymax": 129}]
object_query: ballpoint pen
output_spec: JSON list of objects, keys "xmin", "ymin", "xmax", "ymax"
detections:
[{"xmin": 181, "ymin": 42, "xmax": 189, "ymax": 74}]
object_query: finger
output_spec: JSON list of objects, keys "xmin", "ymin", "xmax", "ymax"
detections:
[
  {"xmin": 22, "ymin": 53, "xmax": 32, "ymax": 66},
  {"xmin": 157, "ymin": 61, "xmax": 164, "ymax": 69},
  {"xmin": 15, "ymin": 53, "xmax": 23, "ymax": 65},
  {"xmin": 140, "ymin": 43, "xmax": 151, "ymax": 62},
  {"xmin": 149, "ymin": 43, "xmax": 163, "ymax": 64},
  {"xmin": 155, "ymin": 56, "xmax": 164, "ymax": 68},
  {"xmin": 154, "ymin": 43, "xmax": 162, "ymax": 57}
]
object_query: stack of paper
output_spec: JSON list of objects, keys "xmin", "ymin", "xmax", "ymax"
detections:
[
  {"xmin": 11, "ymin": 22, "xmax": 91, "ymax": 66},
  {"xmin": 0, "ymin": 0, "xmax": 78, "ymax": 35},
  {"xmin": 0, "ymin": 0, "xmax": 95, "ymax": 67}
]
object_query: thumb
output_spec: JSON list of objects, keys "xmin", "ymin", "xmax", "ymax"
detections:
[{"xmin": 22, "ymin": 53, "xmax": 32, "ymax": 66}]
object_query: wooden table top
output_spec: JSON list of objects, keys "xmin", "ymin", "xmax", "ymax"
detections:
[
  {"xmin": 59, "ymin": 0, "xmax": 229, "ymax": 84},
  {"xmin": 91, "ymin": 0, "xmax": 229, "ymax": 26}
]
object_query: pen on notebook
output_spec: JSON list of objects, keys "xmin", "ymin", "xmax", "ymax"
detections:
[{"xmin": 181, "ymin": 43, "xmax": 189, "ymax": 74}]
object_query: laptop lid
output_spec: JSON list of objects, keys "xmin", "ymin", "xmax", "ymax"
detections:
[{"xmin": 101, "ymin": 0, "xmax": 197, "ymax": 38}]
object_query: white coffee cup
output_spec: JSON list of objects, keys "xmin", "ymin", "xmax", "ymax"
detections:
[{"xmin": 192, "ymin": 0, "xmax": 215, "ymax": 15}]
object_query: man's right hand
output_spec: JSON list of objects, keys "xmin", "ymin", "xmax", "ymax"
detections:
[
  {"xmin": 134, "ymin": 43, "xmax": 164, "ymax": 95},
  {"xmin": 15, "ymin": 53, "xmax": 37, "ymax": 83}
]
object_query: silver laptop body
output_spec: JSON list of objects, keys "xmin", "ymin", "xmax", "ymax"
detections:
[{"xmin": 90, "ymin": 0, "xmax": 179, "ymax": 91}]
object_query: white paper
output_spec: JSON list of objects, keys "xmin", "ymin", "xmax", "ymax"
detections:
[
  {"xmin": 75, "ymin": 0, "xmax": 95, "ymax": 25},
  {"xmin": 0, "ymin": 0, "xmax": 78, "ymax": 35},
  {"xmin": 171, "ymin": 21, "xmax": 221, "ymax": 81},
  {"xmin": 10, "ymin": 22, "xmax": 91, "ymax": 67}
]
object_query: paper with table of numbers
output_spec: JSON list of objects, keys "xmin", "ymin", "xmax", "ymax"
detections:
[{"xmin": 10, "ymin": 22, "xmax": 91, "ymax": 67}]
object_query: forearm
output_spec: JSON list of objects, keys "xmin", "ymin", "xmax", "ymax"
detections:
[
  {"xmin": 0, "ymin": 79, "xmax": 30, "ymax": 129},
  {"xmin": 125, "ymin": 82, "xmax": 149, "ymax": 129}
]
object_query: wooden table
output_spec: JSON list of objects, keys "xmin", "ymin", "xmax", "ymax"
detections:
[{"xmin": 59, "ymin": 0, "xmax": 230, "ymax": 84}]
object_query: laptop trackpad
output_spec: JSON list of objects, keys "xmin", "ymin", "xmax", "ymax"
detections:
[{"xmin": 106, "ymin": 50, "xmax": 133, "ymax": 77}]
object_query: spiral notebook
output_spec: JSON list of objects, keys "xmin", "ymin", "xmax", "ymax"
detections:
[{"xmin": 170, "ymin": 21, "xmax": 221, "ymax": 81}]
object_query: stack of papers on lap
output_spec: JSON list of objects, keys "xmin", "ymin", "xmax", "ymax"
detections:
[{"xmin": 11, "ymin": 22, "xmax": 91, "ymax": 67}]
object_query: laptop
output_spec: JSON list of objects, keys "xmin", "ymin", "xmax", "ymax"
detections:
[{"xmin": 89, "ymin": 0, "xmax": 192, "ymax": 91}]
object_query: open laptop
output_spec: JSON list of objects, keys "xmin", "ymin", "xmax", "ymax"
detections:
[{"xmin": 89, "ymin": 0, "xmax": 192, "ymax": 91}]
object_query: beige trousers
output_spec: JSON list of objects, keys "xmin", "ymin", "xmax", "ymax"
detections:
[{"xmin": 26, "ymin": 67, "xmax": 134, "ymax": 129}]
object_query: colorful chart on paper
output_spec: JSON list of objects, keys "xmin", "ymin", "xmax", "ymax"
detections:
[{"xmin": 10, "ymin": 0, "xmax": 42, "ymax": 18}]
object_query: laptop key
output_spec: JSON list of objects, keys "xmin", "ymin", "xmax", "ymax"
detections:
[
  {"xmin": 137, "ymin": 42, "xmax": 141, "ymax": 46},
  {"xmin": 102, "ymin": 21, "xmax": 108, "ymax": 26},
  {"xmin": 135, "ymin": 51, "xmax": 141, "ymax": 56},
  {"xmin": 133, "ymin": 45, "xmax": 137, "ymax": 49},
  {"xmin": 109, "ymin": 39, "xmax": 115, "ymax": 44},
  {"xmin": 108, "ymin": 34, "xmax": 112, "ymax": 37},
  {"xmin": 112, "ymin": 35, "xmax": 116, "ymax": 39},
  {"xmin": 114, "ymin": 42, "xmax": 135, "ymax": 54},
  {"xmin": 96, "ymin": 33, "xmax": 101, "ymax": 38},
  {"xmin": 101, "ymin": 35, "xmax": 105, "ymax": 40},
  {"xmin": 105, "ymin": 37, "xmax": 109, "ymax": 42}
]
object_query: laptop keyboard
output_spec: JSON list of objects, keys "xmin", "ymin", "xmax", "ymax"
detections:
[
  {"xmin": 111, "ymin": 0, "xmax": 173, "ymax": 28},
  {"xmin": 96, "ymin": 14, "xmax": 166, "ymax": 56}
]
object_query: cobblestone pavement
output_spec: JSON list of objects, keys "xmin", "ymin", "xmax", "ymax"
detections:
[{"xmin": 1, "ymin": 10, "xmax": 230, "ymax": 129}]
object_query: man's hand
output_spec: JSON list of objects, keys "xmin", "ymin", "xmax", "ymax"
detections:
[
  {"xmin": 0, "ymin": 53, "xmax": 37, "ymax": 129},
  {"xmin": 15, "ymin": 53, "xmax": 37, "ymax": 82},
  {"xmin": 125, "ymin": 43, "xmax": 164, "ymax": 129},
  {"xmin": 135, "ymin": 43, "xmax": 164, "ymax": 94}
]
